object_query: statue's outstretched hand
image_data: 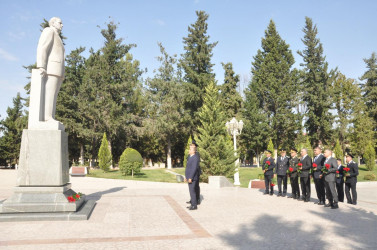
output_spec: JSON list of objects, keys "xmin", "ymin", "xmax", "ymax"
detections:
[{"xmin": 39, "ymin": 68, "xmax": 47, "ymax": 77}]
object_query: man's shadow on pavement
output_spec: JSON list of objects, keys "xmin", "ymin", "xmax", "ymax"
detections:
[
  {"xmin": 86, "ymin": 187, "xmax": 126, "ymax": 201},
  {"xmin": 219, "ymin": 204, "xmax": 377, "ymax": 249}
]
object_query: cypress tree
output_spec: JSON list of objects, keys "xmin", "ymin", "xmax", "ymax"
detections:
[
  {"xmin": 98, "ymin": 133, "xmax": 112, "ymax": 172},
  {"xmin": 250, "ymin": 20, "xmax": 300, "ymax": 151},
  {"xmin": 195, "ymin": 82, "xmax": 237, "ymax": 182},
  {"xmin": 183, "ymin": 135, "xmax": 192, "ymax": 168},
  {"xmin": 180, "ymin": 10, "xmax": 218, "ymax": 133},
  {"xmin": 364, "ymin": 142, "xmax": 376, "ymax": 171},
  {"xmin": 220, "ymin": 62, "xmax": 243, "ymax": 119},
  {"xmin": 333, "ymin": 139, "xmax": 343, "ymax": 160},
  {"xmin": 297, "ymin": 17, "xmax": 334, "ymax": 147}
]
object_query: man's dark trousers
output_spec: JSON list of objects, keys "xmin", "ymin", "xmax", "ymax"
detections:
[
  {"xmin": 189, "ymin": 180, "xmax": 198, "ymax": 207},
  {"xmin": 277, "ymin": 175, "xmax": 287, "ymax": 194}
]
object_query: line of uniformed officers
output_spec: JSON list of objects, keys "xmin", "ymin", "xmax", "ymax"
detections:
[{"xmin": 262, "ymin": 147, "xmax": 358, "ymax": 209}]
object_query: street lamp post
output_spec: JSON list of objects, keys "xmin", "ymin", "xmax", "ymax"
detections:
[{"xmin": 226, "ymin": 117, "xmax": 244, "ymax": 186}]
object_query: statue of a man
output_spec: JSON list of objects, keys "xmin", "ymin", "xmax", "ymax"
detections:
[{"xmin": 36, "ymin": 17, "xmax": 65, "ymax": 123}]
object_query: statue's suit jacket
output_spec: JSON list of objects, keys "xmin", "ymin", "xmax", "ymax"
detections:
[{"xmin": 37, "ymin": 27, "xmax": 65, "ymax": 78}]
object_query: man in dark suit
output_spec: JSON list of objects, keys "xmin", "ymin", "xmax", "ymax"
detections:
[
  {"xmin": 321, "ymin": 149, "xmax": 339, "ymax": 209},
  {"xmin": 275, "ymin": 149, "xmax": 289, "ymax": 197},
  {"xmin": 336, "ymin": 159, "xmax": 344, "ymax": 202},
  {"xmin": 299, "ymin": 148, "xmax": 312, "ymax": 202},
  {"xmin": 263, "ymin": 150, "xmax": 275, "ymax": 196},
  {"xmin": 185, "ymin": 147, "xmax": 200, "ymax": 210},
  {"xmin": 344, "ymin": 153, "xmax": 358, "ymax": 205},
  {"xmin": 312, "ymin": 147, "xmax": 326, "ymax": 205},
  {"xmin": 186, "ymin": 141, "xmax": 202, "ymax": 206},
  {"xmin": 288, "ymin": 148, "xmax": 300, "ymax": 199}
]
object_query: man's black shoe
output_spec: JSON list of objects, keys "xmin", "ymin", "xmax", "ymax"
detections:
[
  {"xmin": 269, "ymin": 192, "xmax": 273, "ymax": 196},
  {"xmin": 347, "ymin": 201, "xmax": 352, "ymax": 204},
  {"xmin": 318, "ymin": 201, "xmax": 324, "ymax": 205},
  {"xmin": 353, "ymin": 203, "xmax": 357, "ymax": 205},
  {"xmin": 197, "ymin": 200, "xmax": 201, "ymax": 205},
  {"xmin": 282, "ymin": 193, "xmax": 286, "ymax": 197},
  {"xmin": 188, "ymin": 206, "xmax": 197, "ymax": 210},
  {"xmin": 304, "ymin": 200, "xmax": 309, "ymax": 202},
  {"xmin": 331, "ymin": 203, "xmax": 339, "ymax": 209},
  {"xmin": 264, "ymin": 191, "xmax": 269, "ymax": 195},
  {"xmin": 186, "ymin": 201, "xmax": 191, "ymax": 204},
  {"xmin": 277, "ymin": 193, "xmax": 282, "ymax": 197},
  {"xmin": 324, "ymin": 203, "xmax": 332, "ymax": 207}
]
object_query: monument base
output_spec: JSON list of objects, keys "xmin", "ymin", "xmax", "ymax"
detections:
[
  {"xmin": 0, "ymin": 183, "xmax": 85, "ymax": 213},
  {"xmin": 0, "ymin": 200, "xmax": 96, "ymax": 222}
]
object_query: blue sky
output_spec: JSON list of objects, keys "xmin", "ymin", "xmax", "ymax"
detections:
[{"xmin": 0, "ymin": 0, "xmax": 376, "ymax": 119}]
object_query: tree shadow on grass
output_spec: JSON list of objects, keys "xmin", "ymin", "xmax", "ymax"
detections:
[
  {"xmin": 86, "ymin": 187, "xmax": 126, "ymax": 201},
  {"xmin": 310, "ymin": 205, "xmax": 377, "ymax": 249},
  {"xmin": 219, "ymin": 214, "xmax": 327, "ymax": 250}
]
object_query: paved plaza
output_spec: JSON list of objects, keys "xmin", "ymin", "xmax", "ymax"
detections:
[{"xmin": 1, "ymin": 169, "xmax": 377, "ymax": 249}]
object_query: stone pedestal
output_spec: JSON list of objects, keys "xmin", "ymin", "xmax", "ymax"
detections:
[
  {"xmin": 0, "ymin": 184, "xmax": 84, "ymax": 213},
  {"xmin": 17, "ymin": 129, "xmax": 69, "ymax": 186}
]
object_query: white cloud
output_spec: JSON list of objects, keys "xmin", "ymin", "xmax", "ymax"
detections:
[
  {"xmin": 156, "ymin": 19, "xmax": 166, "ymax": 26},
  {"xmin": 0, "ymin": 48, "xmax": 18, "ymax": 61}
]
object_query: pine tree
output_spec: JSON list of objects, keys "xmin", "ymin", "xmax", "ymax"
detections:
[
  {"xmin": 241, "ymin": 83, "xmax": 269, "ymax": 167},
  {"xmin": 349, "ymin": 84, "xmax": 375, "ymax": 158},
  {"xmin": 220, "ymin": 62, "xmax": 243, "ymax": 119},
  {"xmin": 333, "ymin": 139, "xmax": 343, "ymax": 160},
  {"xmin": 332, "ymin": 72, "xmax": 359, "ymax": 151},
  {"xmin": 183, "ymin": 135, "xmax": 192, "ymax": 168},
  {"xmin": 364, "ymin": 142, "xmax": 376, "ymax": 171},
  {"xmin": 180, "ymin": 10, "xmax": 218, "ymax": 133},
  {"xmin": 250, "ymin": 19, "xmax": 300, "ymax": 151},
  {"xmin": 297, "ymin": 17, "xmax": 334, "ymax": 147},
  {"xmin": 56, "ymin": 47, "xmax": 88, "ymax": 164},
  {"xmin": 194, "ymin": 82, "xmax": 237, "ymax": 182},
  {"xmin": 98, "ymin": 133, "xmax": 112, "ymax": 172},
  {"xmin": 145, "ymin": 43, "xmax": 185, "ymax": 169},
  {"xmin": 81, "ymin": 21, "xmax": 143, "ymax": 163},
  {"xmin": 0, "ymin": 93, "xmax": 27, "ymax": 165},
  {"xmin": 360, "ymin": 52, "xmax": 377, "ymax": 137}
]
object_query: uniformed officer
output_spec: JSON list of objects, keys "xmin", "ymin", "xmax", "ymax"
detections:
[
  {"xmin": 275, "ymin": 149, "xmax": 289, "ymax": 197},
  {"xmin": 288, "ymin": 148, "xmax": 300, "ymax": 199},
  {"xmin": 344, "ymin": 153, "xmax": 358, "ymax": 205},
  {"xmin": 263, "ymin": 150, "xmax": 275, "ymax": 196}
]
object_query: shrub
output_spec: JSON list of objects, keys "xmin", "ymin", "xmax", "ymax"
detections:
[
  {"xmin": 119, "ymin": 148, "xmax": 143, "ymax": 177},
  {"xmin": 364, "ymin": 173, "xmax": 376, "ymax": 181}
]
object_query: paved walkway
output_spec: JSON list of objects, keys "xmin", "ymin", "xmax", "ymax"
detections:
[{"xmin": 1, "ymin": 169, "xmax": 377, "ymax": 249}]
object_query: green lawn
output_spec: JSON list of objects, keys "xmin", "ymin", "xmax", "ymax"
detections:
[
  {"xmin": 88, "ymin": 168, "xmax": 179, "ymax": 183},
  {"xmin": 88, "ymin": 164, "xmax": 377, "ymax": 187}
]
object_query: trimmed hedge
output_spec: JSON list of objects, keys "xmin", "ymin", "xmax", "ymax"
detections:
[{"xmin": 119, "ymin": 148, "xmax": 143, "ymax": 176}]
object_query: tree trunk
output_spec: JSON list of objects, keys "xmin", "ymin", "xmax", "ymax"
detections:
[
  {"xmin": 80, "ymin": 144, "xmax": 84, "ymax": 165},
  {"xmin": 132, "ymin": 169, "xmax": 134, "ymax": 178},
  {"xmin": 167, "ymin": 137, "xmax": 172, "ymax": 169}
]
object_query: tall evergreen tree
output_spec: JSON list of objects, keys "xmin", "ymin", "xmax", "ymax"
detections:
[
  {"xmin": 349, "ymin": 83, "xmax": 375, "ymax": 158},
  {"xmin": 241, "ymin": 85, "xmax": 269, "ymax": 167},
  {"xmin": 360, "ymin": 52, "xmax": 377, "ymax": 136},
  {"xmin": 180, "ymin": 10, "xmax": 218, "ymax": 133},
  {"xmin": 332, "ymin": 72, "xmax": 359, "ymax": 151},
  {"xmin": 81, "ymin": 21, "xmax": 143, "ymax": 163},
  {"xmin": 195, "ymin": 82, "xmax": 237, "ymax": 182},
  {"xmin": 56, "ymin": 47, "xmax": 88, "ymax": 164},
  {"xmin": 250, "ymin": 19, "xmax": 300, "ymax": 150},
  {"xmin": 220, "ymin": 62, "xmax": 243, "ymax": 119},
  {"xmin": 297, "ymin": 17, "xmax": 334, "ymax": 147},
  {"xmin": 0, "ymin": 93, "xmax": 27, "ymax": 165},
  {"xmin": 145, "ymin": 43, "xmax": 185, "ymax": 169}
]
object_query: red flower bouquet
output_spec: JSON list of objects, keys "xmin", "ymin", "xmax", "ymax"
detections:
[
  {"xmin": 322, "ymin": 164, "xmax": 330, "ymax": 174},
  {"xmin": 67, "ymin": 192, "xmax": 83, "ymax": 203},
  {"xmin": 264, "ymin": 160, "xmax": 271, "ymax": 170},
  {"xmin": 297, "ymin": 163, "xmax": 302, "ymax": 173},
  {"xmin": 336, "ymin": 170, "xmax": 340, "ymax": 178},
  {"xmin": 312, "ymin": 163, "xmax": 318, "ymax": 171},
  {"xmin": 343, "ymin": 167, "xmax": 351, "ymax": 177},
  {"xmin": 287, "ymin": 167, "xmax": 294, "ymax": 174}
]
